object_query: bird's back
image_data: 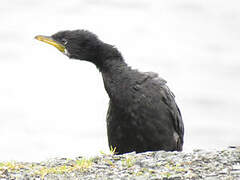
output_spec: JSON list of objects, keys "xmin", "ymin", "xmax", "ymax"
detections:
[{"xmin": 104, "ymin": 69, "xmax": 184, "ymax": 154}]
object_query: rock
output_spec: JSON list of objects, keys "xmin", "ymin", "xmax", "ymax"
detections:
[{"xmin": 0, "ymin": 147, "xmax": 239, "ymax": 179}]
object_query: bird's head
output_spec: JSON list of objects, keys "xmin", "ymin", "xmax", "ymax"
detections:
[
  {"xmin": 35, "ymin": 29, "xmax": 123, "ymax": 70},
  {"xmin": 35, "ymin": 30, "xmax": 103, "ymax": 62}
]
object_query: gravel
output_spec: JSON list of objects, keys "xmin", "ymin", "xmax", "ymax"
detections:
[{"xmin": 0, "ymin": 146, "xmax": 239, "ymax": 180}]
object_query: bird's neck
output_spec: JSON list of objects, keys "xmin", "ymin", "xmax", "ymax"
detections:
[
  {"xmin": 101, "ymin": 58, "xmax": 133, "ymax": 104},
  {"xmin": 95, "ymin": 43, "xmax": 125, "ymax": 72},
  {"xmin": 96, "ymin": 42, "xmax": 133, "ymax": 103}
]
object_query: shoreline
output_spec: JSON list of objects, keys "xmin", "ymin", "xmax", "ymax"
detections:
[{"xmin": 0, "ymin": 147, "xmax": 239, "ymax": 180}]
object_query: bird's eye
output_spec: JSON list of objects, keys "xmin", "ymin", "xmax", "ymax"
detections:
[{"xmin": 62, "ymin": 38, "xmax": 68, "ymax": 45}]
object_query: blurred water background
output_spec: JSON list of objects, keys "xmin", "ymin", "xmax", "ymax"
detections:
[{"xmin": 0, "ymin": 0, "xmax": 240, "ymax": 161}]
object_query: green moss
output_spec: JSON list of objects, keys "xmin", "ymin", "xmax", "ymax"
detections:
[
  {"xmin": 104, "ymin": 159, "xmax": 115, "ymax": 167},
  {"xmin": 100, "ymin": 146, "xmax": 117, "ymax": 156},
  {"xmin": 33, "ymin": 158, "xmax": 92, "ymax": 178},
  {"xmin": 0, "ymin": 158, "xmax": 93, "ymax": 179},
  {"xmin": 122, "ymin": 157, "xmax": 135, "ymax": 168},
  {"xmin": 165, "ymin": 163, "xmax": 186, "ymax": 172},
  {"xmin": 75, "ymin": 158, "xmax": 92, "ymax": 170},
  {"xmin": 110, "ymin": 146, "xmax": 117, "ymax": 155},
  {"xmin": 0, "ymin": 161, "xmax": 24, "ymax": 172}
]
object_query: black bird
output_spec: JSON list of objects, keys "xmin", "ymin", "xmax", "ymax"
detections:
[{"xmin": 35, "ymin": 30, "xmax": 184, "ymax": 154}]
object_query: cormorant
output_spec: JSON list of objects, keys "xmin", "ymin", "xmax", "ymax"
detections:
[{"xmin": 35, "ymin": 30, "xmax": 184, "ymax": 154}]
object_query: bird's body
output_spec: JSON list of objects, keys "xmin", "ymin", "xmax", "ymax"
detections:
[
  {"xmin": 35, "ymin": 30, "xmax": 184, "ymax": 154},
  {"xmin": 102, "ymin": 60, "xmax": 183, "ymax": 154}
]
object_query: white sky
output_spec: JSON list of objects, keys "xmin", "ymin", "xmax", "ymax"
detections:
[{"xmin": 0, "ymin": 0, "xmax": 240, "ymax": 161}]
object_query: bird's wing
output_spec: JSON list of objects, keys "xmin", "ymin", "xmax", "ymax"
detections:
[
  {"xmin": 136, "ymin": 71, "xmax": 166, "ymax": 85},
  {"xmin": 161, "ymin": 82, "xmax": 184, "ymax": 140},
  {"xmin": 142, "ymin": 71, "xmax": 184, "ymax": 143}
]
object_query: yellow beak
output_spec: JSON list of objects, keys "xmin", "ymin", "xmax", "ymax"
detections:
[{"xmin": 35, "ymin": 35, "xmax": 65, "ymax": 53}]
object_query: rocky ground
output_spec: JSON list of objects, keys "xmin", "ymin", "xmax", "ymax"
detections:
[{"xmin": 0, "ymin": 147, "xmax": 239, "ymax": 180}]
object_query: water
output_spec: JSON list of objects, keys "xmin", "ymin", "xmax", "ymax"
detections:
[{"xmin": 0, "ymin": 0, "xmax": 240, "ymax": 161}]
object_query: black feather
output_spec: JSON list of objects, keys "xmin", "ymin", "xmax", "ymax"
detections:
[{"xmin": 50, "ymin": 29, "xmax": 184, "ymax": 154}]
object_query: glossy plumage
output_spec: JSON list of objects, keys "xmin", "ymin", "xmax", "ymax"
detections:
[{"xmin": 36, "ymin": 30, "xmax": 184, "ymax": 154}]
